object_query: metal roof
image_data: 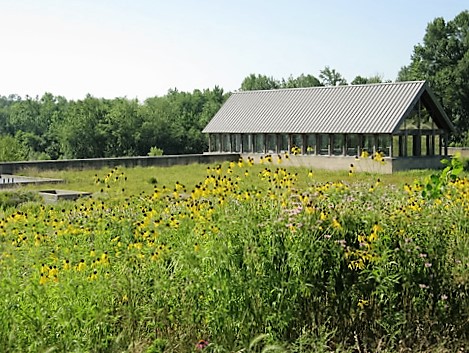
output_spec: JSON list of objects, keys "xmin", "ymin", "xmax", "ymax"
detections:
[{"xmin": 203, "ymin": 81, "xmax": 454, "ymax": 134}]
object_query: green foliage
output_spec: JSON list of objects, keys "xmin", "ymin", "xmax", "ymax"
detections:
[
  {"xmin": 0, "ymin": 134, "xmax": 27, "ymax": 161},
  {"xmin": 240, "ymin": 74, "xmax": 281, "ymax": 91},
  {"xmin": 351, "ymin": 74, "xmax": 389, "ymax": 85},
  {"xmin": 398, "ymin": 10, "xmax": 469, "ymax": 137},
  {"xmin": 0, "ymin": 190, "xmax": 40, "ymax": 209},
  {"xmin": 319, "ymin": 66, "xmax": 347, "ymax": 86},
  {"xmin": 240, "ymin": 73, "xmax": 323, "ymax": 91},
  {"xmin": 282, "ymin": 74, "xmax": 322, "ymax": 89},
  {"xmin": 0, "ymin": 88, "xmax": 228, "ymax": 160},
  {"xmin": 422, "ymin": 154, "xmax": 464, "ymax": 198},
  {"xmin": 1, "ymin": 162, "xmax": 468, "ymax": 352},
  {"xmin": 148, "ymin": 147, "xmax": 164, "ymax": 156}
]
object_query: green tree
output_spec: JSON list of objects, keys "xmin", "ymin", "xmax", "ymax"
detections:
[
  {"xmin": 398, "ymin": 10, "xmax": 469, "ymax": 137},
  {"xmin": 0, "ymin": 96, "xmax": 15, "ymax": 135},
  {"xmin": 0, "ymin": 135, "xmax": 27, "ymax": 161},
  {"xmin": 351, "ymin": 74, "xmax": 386, "ymax": 85},
  {"xmin": 319, "ymin": 66, "xmax": 348, "ymax": 86},
  {"xmin": 282, "ymin": 74, "xmax": 322, "ymax": 88},
  {"xmin": 101, "ymin": 98, "xmax": 142, "ymax": 157},
  {"xmin": 7, "ymin": 96, "xmax": 42, "ymax": 135},
  {"xmin": 58, "ymin": 95, "xmax": 108, "ymax": 159},
  {"xmin": 240, "ymin": 74, "xmax": 280, "ymax": 91}
]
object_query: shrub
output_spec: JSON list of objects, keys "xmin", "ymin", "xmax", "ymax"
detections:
[{"xmin": 148, "ymin": 147, "xmax": 164, "ymax": 156}]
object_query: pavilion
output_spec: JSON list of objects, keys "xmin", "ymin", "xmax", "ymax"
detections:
[{"xmin": 202, "ymin": 81, "xmax": 455, "ymax": 173}]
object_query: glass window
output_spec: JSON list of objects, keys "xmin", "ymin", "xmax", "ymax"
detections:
[
  {"xmin": 254, "ymin": 134, "xmax": 265, "ymax": 153},
  {"xmin": 242, "ymin": 134, "xmax": 253, "ymax": 153},
  {"xmin": 361, "ymin": 135, "xmax": 374, "ymax": 156},
  {"xmin": 332, "ymin": 134, "xmax": 344, "ymax": 156},
  {"xmin": 231, "ymin": 134, "xmax": 241, "ymax": 153},
  {"xmin": 319, "ymin": 134, "xmax": 329, "ymax": 155},
  {"xmin": 292, "ymin": 134, "xmax": 303, "ymax": 154},
  {"xmin": 279, "ymin": 134, "xmax": 289, "ymax": 153},
  {"xmin": 209, "ymin": 134, "xmax": 219, "ymax": 152},
  {"xmin": 377, "ymin": 135, "xmax": 391, "ymax": 157},
  {"xmin": 346, "ymin": 134, "xmax": 358, "ymax": 156},
  {"xmin": 306, "ymin": 134, "xmax": 316, "ymax": 154},
  {"xmin": 266, "ymin": 134, "xmax": 277, "ymax": 153},
  {"xmin": 222, "ymin": 134, "xmax": 231, "ymax": 152}
]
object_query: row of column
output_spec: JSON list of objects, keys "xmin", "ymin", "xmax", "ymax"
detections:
[{"xmin": 209, "ymin": 132, "xmax": 448, "ymax": 157}]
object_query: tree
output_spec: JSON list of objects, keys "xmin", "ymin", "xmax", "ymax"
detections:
[
  {"xmin": 398, "ymin": 10, "xmax": 469, "ymax": 137},
  {"xmin": 319, "ymin": 66, "xmax": 347, "ymax": 86},
  {"xmin": 351, "ymin": 74, "xmax": 386, "ymax": 85},
  {"xmin": 240, "ymin": 74, "xmax": 280, "ymax": 91},
  {"xmin": 0, "ymin": 135, "xmax": 27, "ymax": 161},
  {"xmin": 282, "ymin": 74, "xmax": 322, "ymax": 88},
  {"xmin": 101, "ymin": 98, "xmax": 142, "ymax": 157},
  {"xmin": 58, "ymin": 95, "xmax": 109, "ymax": 159}
]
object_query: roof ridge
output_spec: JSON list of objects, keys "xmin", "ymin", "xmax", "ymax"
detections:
[{"xmin": 233, "ymin": 80, "xmax": 426, "ymax": 94}]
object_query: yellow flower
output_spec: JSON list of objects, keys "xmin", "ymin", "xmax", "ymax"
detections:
[
  {"xmin": 372, "ymin": 222, "xmax": 382, "ymax": 233},
  {"xmin": 39, "ymin": 273, "xmax": 48, "ymax": 285},
  {"xmin": 63, "ymin": 259, "xmax": 71, "ymax": 270},
  {"xmin": 358, "ymin": 298, "xmax": 369, "ymax": 309},
  {"xmin": 88, "ymin": 270, "xmax": 98, "ymax": 281},
  {"xmin": 332, "ymin": 218, "xmax": 342, "ymax": 230},
  {"xmin": 77, "ymin": 259, "xmax": 86, "ymax": 271},
  {"xmin": 368, "ymin": 231, "xmax": 378, "ymax": 242}
]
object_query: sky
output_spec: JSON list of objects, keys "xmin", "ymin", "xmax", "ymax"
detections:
[{"xmin": 0, "ymin": 0, "xmax": 467, "ymax": 101}]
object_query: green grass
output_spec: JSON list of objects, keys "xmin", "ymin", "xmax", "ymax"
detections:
[
  {"xmin": 16, "ymin": 162, "xmax": 434, "ymax": 198},
  {"xmin": 0, "ymin": 159, "xmax": 468, "ymax": 352}
]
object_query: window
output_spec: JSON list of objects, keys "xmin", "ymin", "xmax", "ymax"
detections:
[
  {"xmin": 242, "ymin": 134, "xmax": 253, "ymax": 153},
  {"xmin": 279, "ymin": 134, "xmax": 289, "ymax": 153},
  {"xmin": 306, "ymin": 134, "xmax": 316, "ymax": 154},
  {"xmin": 319, "ymin": 134, "xmax": 329, "ymax": 155},
  {"xmin": 231, "ymin": 134, "xmax": 241, "ymax": 152},
  {"xmin": 346, "ymin": 134, "xmax": 358, "ymax": 156},
  {"xmin": 292, "ymin": 134, "xmax": 303, "ymax": 154},
  {"xmin": 254, "ymin": 134, "xmax": 265, "ymax": 153},
  {"xmin": 332, "ymin": 134, "xmax": 344, "ymax": 156},
  {"xmin": 266, "ymin": 134, "xmax": 277, "ymax": 153}
]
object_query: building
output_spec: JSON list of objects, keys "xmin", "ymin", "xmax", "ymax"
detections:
[{"xmin": 202, "ymin": 81, "xmax": 455, "ymax": 173}]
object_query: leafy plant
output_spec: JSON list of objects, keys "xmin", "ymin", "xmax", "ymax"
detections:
[
  {"xmin": 422, "ymin": 154, "xmax": 464, "ymax": 199},
  {"xmin": 148, "ymin": 146, "xmax": 164, "ymax": 156}
]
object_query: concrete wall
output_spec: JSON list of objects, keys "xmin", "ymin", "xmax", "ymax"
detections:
[
  {"xmin": 243, "ymin": 154, "xmax": 392, "ymax": 173},
  {"xmin": 0, "ymin": 154, "xmax": 241, "ymax": 174},
  {"xmin": 0, "ymin": 152, "xmax": 449, "ymax": 175},
  {"xmin": 242, "ymin": 153, "xmax": 446, "ymax": 174},
  {"xmin": 391, "ymin": 156, "xmax": 446, "ymax": 173},
  {"xmin": 448, "ymin": 147, "xmax": 469, "ymax": 158}
]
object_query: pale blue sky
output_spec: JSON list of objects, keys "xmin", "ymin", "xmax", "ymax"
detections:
[{"xmin": 0, "ymin": 0, "xmax": 467, "ymax": 100}]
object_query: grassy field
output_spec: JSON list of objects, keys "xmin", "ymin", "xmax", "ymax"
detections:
[{"xmin": 0, "ymin": 157, "xmax": 468, "ymax": 352}]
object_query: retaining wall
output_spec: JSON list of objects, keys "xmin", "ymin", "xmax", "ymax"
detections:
[
  {"xmin": 448, "ymin": 147, "xmax": 469, "ymax": 158},
  {"xmin": 0, "ymin": 154, "xmax": 241, "ymax": 174},
  {"xmin": 241, "ymin": 154, "xmax": 447, "ymax": 174},
  {"xmin": 0, "ymin": 150, "xmax": 456, "ymax": 175}
]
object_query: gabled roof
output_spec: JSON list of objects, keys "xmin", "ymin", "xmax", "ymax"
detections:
[{"xmin": 203, "ymin": 81, "xmax": 455, "ymax": 134}]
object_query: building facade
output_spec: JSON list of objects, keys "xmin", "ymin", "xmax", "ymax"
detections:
[{"xmin": 203, "ymin": 81, "xmax": 455, "ymax": 173}]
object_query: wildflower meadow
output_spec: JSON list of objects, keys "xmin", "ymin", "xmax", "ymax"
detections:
[{"xmin": 0, "ymin": 156, "xmax": 468, "ymax": 352}]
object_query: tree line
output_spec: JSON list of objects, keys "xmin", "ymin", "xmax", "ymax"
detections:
[
  {"xmin": 0, "ymin": 87, "xmax": 228, "ymax": 161},
  {"xmin": 0, "ymin": 10, "xmax": 468, "ymax": 161}
]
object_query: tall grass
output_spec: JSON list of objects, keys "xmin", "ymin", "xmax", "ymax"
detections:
[{"xmin": 0, "ymin": 159, "xmax": 468, "ymax": 352}]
